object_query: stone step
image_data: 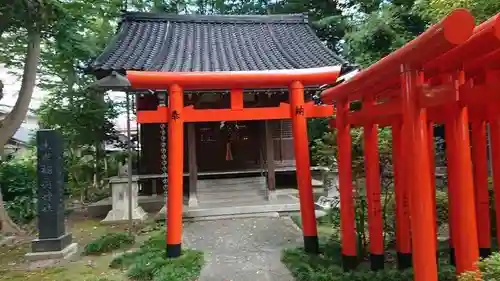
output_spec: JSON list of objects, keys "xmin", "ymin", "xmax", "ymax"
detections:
[
  {"xmin": 197, "ymin": 184, "xmax": 266, "ymax": 192},
  {"xmin": 200, "ymin": 176, "xmax": 266, "ymax": 183},
  {"xmin": 198, "ymin": 180, "xmax": 266, "ymax": 187},
  {"xmin": 183, "ymin": 203, "xmax": 300, "ymax": 218},
  {"xmin": 198, "ymin": 189, "xmax": 264, "ymax": 196},
  {"xmin": 198, "ymin": 191, "xmax": 265, "ymax": 201},
  {"xmin": 197, "ymin": 184, "xmax": 265, "ymax": 193},
  {"xmin": 197, "ymin": 196, "xmax": 268, "ymax": 205},
  {"xmin": 197, "ymin": 176, "xmax": 267, "ymax": 205},
  {"xmin": 184, "ymin": 212, "xmax": 280, "ymax": 222},
  {"xmin": 197, "ymin": 176, "xmax": 266, "ymax": 188},
  {"xmin": 198, "ymin": 178, "xmax": 266, "ymax": 192}
]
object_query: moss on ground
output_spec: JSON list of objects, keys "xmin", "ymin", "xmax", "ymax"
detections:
[
  {"xmin": 0, "ymin": 249, "xmax": 127, "ymax": 281},
  {"xmin": 111, "ymin": 231, "xmax": 204, "ymax": 281},
  {"xmin": 83, "ymin": 232, "xmax": 135, "ymax": 255},
  {"xmin": 0, "ymin": 219, "xmax": 203, "ymax": 281}
]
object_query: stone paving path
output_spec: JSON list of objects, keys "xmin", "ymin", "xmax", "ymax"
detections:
[{"xmin": 183, "ymin": 217, "xmax": 302, "ymax": 281}]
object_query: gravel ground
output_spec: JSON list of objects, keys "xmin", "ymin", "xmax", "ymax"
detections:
[{"xmin": 183, "ymin": 217, "xmax": 302, "ymax": 281}]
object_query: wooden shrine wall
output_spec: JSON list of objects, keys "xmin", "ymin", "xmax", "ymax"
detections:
[
  {"xmin": 136, "ymin": 92, "xmax": 299, "ymax": 195},
  {"xmin": 138, "ymin": 119, "xmax": 295, "ymax": 195}
]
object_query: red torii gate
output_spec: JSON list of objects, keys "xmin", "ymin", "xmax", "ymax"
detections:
[
  {"xmin": 321, "ymin": 9, "xmax": 500, "ymax": 281},
  {"xmin": 126, "ymin": 67, "xmax": 342, "ymax": 258}
]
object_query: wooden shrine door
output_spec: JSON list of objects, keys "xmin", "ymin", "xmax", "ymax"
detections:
[{"xmin": 196, "ymin": 121, "xmax": 262, "ymax": 172}]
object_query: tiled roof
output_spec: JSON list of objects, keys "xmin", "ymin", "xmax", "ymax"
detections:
[
  {"xmin": 11, "ymin": 126, "xmax": 34, "ymax": 144},
  {"xmin": 90, "ymin": 12, "xmax": 348, "ymax": 73}
]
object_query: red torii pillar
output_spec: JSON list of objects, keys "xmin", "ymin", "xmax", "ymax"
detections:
[
  {"xmin": 290, "ymin": 81, "xmax": 319, "ymax": 254},
  {"xmin": 444, "ymin": 107, "xmax": 458, "ymax": 265},
  {"xmin": 427, "ymin": 121, "xmax": 437, "ymax": 245},
  {"xmin": 448, "ymin": 71, "xmax": 479, "ymax": 274},
  {"xmin": 489, "ymin": 118, "xmax": 500, "ymax": 246},
  {"xmin": 392, "ymin": 121, "xmax": 412, "ymax": 269},
  {"xmin": 487, "ymin": 82, "xmax": 500, "ymax": 254},
  {"xmin": 401, "ymin": 67, "xmax": 437, "ymax": 281},
  {"xmin": 362, "ymin": 97, "xmax": 384, "ymax": 270},
  {"xmin": 471, "ymin": 120, "xmax": 492, "ymax": 258},
  {"xmin": 167, "ymin": 84, "xmax": 184, "ymax": 258},
  {"xmin": 424, "ymin": 118, "xmax": 439, "ymax": 264},
  {"xmin": 335, "ymin": 99, "xmax": 358, "ymax": 270}
]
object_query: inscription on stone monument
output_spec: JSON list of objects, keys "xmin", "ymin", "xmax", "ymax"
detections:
[{"xmin": 30, "ymin": 129, "xmax": 74, "ymax": 255}]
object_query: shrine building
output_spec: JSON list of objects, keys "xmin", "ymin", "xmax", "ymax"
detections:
[
  {"xmin": 90, "ymin": 12, "xmax": 351, "ymax": 205},
  {"xmin": 89, "ymin": 12, "xmax": 352, "ymax": 256}
]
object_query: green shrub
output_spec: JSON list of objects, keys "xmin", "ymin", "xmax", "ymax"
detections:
[
  {"xmin": 110, "ymin": 231, "xmax": 204, "ymax": 281},
  {"xmin": 282, "ymin": 240, "xmax": 457, "ymax": 281},
  {"xmin": 479, "ymin": 252, "xmax": 500, "ymax": 280},
  {"xmin": 83, "ymin": 232, "xmax": 135, "ymax": 255},
  {"xmin": 127, "ymin": 254, "xmax": 169, "ymax": 280},
  {"xmin": 0, "ymin": 151, "xmax": 37, "ymax": 223},
  {"xmin": 436, "ymin": 190, "xmax": 449, "ymax": 227},
  {"xmin": 459, "ymin": 252, "xmax": 500, "ymax": 281}
]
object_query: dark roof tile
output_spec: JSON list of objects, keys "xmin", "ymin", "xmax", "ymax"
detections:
[{"xmin": 91, "ymin": 12, "xmax": 347, "ymax": 73}]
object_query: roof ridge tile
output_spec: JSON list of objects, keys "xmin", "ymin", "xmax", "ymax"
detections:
[{"xmin": 122, "ymin": 12, "xmax": 308, "ymax": 24}]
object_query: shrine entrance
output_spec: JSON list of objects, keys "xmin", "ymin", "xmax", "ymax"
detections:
[{"xmin": 196, "ymin": 121, "xmax": 262, "ymax": 172}]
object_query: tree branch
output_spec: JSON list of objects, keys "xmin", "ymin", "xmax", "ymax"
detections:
[{"xmin": 0, "ymin": 29, "xmax": 41, "ymax": 147}]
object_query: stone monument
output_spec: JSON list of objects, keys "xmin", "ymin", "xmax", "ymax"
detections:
[{"xmin": 25, "ymin": 130, "xmax": 78, "ymax": 261}]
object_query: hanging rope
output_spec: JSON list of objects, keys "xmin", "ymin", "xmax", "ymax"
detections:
[
  {"xmin": 225, "ymin": 141, "xmax": 233, "ymax": 161},
  {"xmin": 222, "ymin": 121, "xmax": 237, "ymax": 161},
  {"xmin": 160, "ymin": 123, "xmax": 167, "ymax": 196}
]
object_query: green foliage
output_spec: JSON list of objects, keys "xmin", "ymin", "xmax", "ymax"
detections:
[
  {"xmin": 312, "ymin": 127, "xmax": 393, "ymax": 177},
  {"xmin": 83, "ymin": 232, "xmax": 135, "ymax": 255},
  {"xmin": 1, "ymin": 0, "xmax": 125, "ymax": 204},
  {"xmin": 343, "ymin": 3, "xmax": 427, "ymax": 67},
  {"xmin": 459, "ymin": 252, "xmax": 500, "ymax": 281},
  {"xmin": 308, "ymin": 118, "xmax": 331, "ymax": 146},
  {"xmin": 37, "ymin": 90, "xmax": 120, "ymax": 201},
  {"xmin": 416, "ymin": 0, "xmax": 500, "ymax": 23},
  {"xmin": 0, "ymin": 0, "xmax": 66, "ymax": 35},
  {"xmin": 110, "ymin": 230, "xmax": 204, "ymax": 281},
  {"xmin": 478, "ymin": 253, "xmax": 500, "ymax": 281},
  {"xmin": 282, "ymin": 240, "xmax": 457, "ymax": 281},
  {"xmin": 435, "ymin": 190, "xmax": 449, "ymax": 227},
  {"xmin": 311, "ymin": 126, "xmax": 395, "ymax": 254},
  {"xmin": 0, "ymin": 150, "xmax": 37, "ymax": 223}
]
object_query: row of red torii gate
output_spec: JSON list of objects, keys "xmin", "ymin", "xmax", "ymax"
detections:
[{"xmin": 95, "ymin": 9, "xmax": 500, "ymax": 281}]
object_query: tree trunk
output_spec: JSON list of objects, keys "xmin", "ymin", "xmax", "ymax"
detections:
[
  {"xmin": 0, "ymin": 30, "xmax": 41, "ymax": 145},
  {"xmin": 0, "ymin": 29, "xmax": 42, "ymax": 235}
]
